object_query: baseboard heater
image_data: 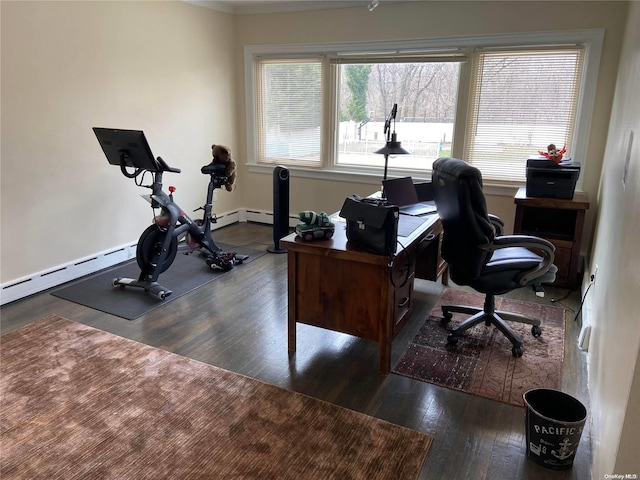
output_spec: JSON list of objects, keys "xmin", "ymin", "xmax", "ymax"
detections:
[
  {"xmin": 1, "ymin": 210, "xmax": 253, "ymax": 306},
  {"xmin": 1, "ymin": 209, "xmax": 305, "ymax": 306}
]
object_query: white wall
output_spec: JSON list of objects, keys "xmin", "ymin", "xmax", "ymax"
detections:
[
  {"xmin": 585, "ymin": 1, "xmax": 640, "ymax": 476},
  {"xmin": 1, "ymin": 0, "xmax": 240, "ymax": 283}
]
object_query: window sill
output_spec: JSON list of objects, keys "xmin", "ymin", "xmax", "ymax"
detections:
[{"xmin": 247, "ymin": 163, "xmax": 522, "ymax": 197}]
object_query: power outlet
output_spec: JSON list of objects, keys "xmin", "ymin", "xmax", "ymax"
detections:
[{"xmin": 591, "ymin": 264, "xmax": 599, "ymax": 284}]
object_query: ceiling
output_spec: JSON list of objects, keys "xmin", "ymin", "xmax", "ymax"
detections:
[{"xmin": 184, "ymin": 0, "xmax": 409, "ymax": 15}]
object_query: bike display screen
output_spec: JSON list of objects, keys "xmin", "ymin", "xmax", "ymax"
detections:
[{"xmin": 93, "ymin": 128, "xmax": 159, "ymax": 172}]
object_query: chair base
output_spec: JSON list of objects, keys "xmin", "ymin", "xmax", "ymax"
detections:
[{"xmin": 441, "ymin": 294, "xmax": 542, "ymax": 357}]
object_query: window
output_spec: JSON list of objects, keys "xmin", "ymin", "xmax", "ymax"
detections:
[
  {"xmin": 335, "ymin": 59, "xmax": 461, "ymax": 173},
  {"xmin": 465, "ymin": 49, "xmax": 584, "ymax": 182},
  {"xmin": 257, "ymin": 58, "xmax": 323, "ymax": 166},
  {"xmin": 245, "ymin": 31, "xmax": 602, "ymax": 185}
]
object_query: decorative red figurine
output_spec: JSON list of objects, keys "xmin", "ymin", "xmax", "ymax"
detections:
[{"xmin": 538, "ymin": 144, "xmax": 566, "ymax": 163}]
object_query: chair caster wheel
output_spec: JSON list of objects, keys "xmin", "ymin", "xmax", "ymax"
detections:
[
  {"xmin": 446, "ymin": 334, "xmax": 458, "ymax": 345},
  {"xmin": 531, "ymin": 325, "xmax": 542, "ymax": 338},
  {"xmin": 512, "ymin": 346, "xmax": 523, "ymax": 357},
  {"xmin": 441, "ymin": 310, "xmax": 453, "ymax": 325}
]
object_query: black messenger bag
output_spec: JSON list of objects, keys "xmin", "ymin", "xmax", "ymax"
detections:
[{"xmin": 339, "ymin": 195, "xmax": 399, "ymax": 257}]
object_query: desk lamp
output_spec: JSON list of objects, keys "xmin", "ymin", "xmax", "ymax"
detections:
[{"xmin": 374, "ymin": 103, "xmax": 410, "ymax": 184}]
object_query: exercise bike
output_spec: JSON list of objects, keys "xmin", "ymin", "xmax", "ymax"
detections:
[{"xmin": 93, "ymin": 128, "xmax": 247, "ymax": 300}]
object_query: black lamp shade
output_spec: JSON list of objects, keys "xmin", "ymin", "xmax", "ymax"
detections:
[{"xmin": 373, "ymin": 133, "xmax": 410, "ymax": 155}]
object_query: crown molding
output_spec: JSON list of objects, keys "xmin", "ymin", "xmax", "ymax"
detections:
[{"xmin": 183, "ymin": 1, "xmax": 406, "ymax": 15}]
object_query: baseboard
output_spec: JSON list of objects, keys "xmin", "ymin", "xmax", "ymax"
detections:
[
  {"xmin": 0, "ymin": 208, "xmax": 303, "ymax": 306},
  {"xmin": 0, "ymin": 243, "xmax": 138, "ymax": 306},
  {"xmin": 579, "ymin": 325, "xmax": 592, "ymax": 351},
  {"xmin": 244, "ymin": 209, "xmax": 299, "ymax": 227},
  {"xmin": 578, "ymin": 256, "xmax": 597, "ymax": 351},
  {"xmin": 1, "ymin": 209, "xmax": 253, "ymax": 306}
]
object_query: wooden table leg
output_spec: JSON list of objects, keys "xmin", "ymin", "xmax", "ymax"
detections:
[
  {"xmin": 379, "ymin": 341, "xmax": 391, "ymax": 374},
  {"xmin": 379, "ymin": 291, "xmax": 393, "ymax": 374},
  {"xmin": 288, "ymin": 316, "xmax": 296, "ymax": 352},
  {"xmin": 442, "ymin": 265, "xmax": 449, "ymax": 286},
  {"xmin": 287, "ymin": 251, "xmax": 297, "ymax": 352}
]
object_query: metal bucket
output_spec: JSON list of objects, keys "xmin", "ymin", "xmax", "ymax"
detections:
[{"xmin": 523, "ymin": 388, "xmax": 587, "ymax": 469}]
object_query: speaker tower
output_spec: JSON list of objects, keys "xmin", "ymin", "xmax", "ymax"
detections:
[{"xmin": 267, "ymin": 165, "xmax": 290, "ymax": 254}]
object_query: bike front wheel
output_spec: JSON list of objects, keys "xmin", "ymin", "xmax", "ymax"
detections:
[{"xmin": 136, "ymin": 224, "xmax": 178, "ymax": 276}]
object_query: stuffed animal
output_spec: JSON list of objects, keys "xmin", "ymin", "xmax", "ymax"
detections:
[
  {"xmin": 295, "ymin": 211, "xmax": 335, "ymax": 241},
  {"xmin": 211, "ymin": 144, "xmax": 237, "ymax": 191},
  {"xmin": 538, "ymin": 143, "xmax": 566, "ymax": 164},
  {"xmin": 298, "ymin": 211, "xmax": 331, "ymax": 227}
]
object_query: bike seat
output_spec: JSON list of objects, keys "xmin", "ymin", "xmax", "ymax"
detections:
[{"xmin": 201, "ymin": 161, "xmax": 226, "ymax": 176}]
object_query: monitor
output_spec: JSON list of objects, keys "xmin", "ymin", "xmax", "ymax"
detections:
[{"xmin": 93, "ymin": 128, "xmax": 159, "ymax": 172}]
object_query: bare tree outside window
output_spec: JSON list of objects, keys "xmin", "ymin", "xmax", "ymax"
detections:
[{"xmin": 337, "ymin": 61, "xmax": 460, "ymax": 171}]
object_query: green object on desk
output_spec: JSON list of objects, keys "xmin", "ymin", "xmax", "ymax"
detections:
[{"xmin": 295, "ymin": 210, "xmax": 335, "ymax": 241}]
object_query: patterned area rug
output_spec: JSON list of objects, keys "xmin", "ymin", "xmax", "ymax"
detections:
[
  {"xmin": 393, "ymin": 289, "xmax": 566, "ymax": 407},
  {"xmin": 1, "ymin": 315, "xmax": 432, "ymax": 480}
]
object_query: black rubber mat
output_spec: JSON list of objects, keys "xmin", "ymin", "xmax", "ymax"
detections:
[{"xmin": 51, "ymin": 244, "xmax": 266, "ymax": 320}]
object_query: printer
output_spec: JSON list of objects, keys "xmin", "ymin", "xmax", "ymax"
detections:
[{"xmin": 526, "ymin": 156, "xmax": 581, "ymax": 199}]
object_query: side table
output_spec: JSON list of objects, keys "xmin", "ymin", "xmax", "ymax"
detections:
[{"xmin": 513, "ymin": 187, "xmax": 589, "ymax": 289}]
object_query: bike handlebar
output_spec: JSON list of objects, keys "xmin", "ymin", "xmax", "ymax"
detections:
[
  {"xmin": 118, "ymin": 155, "xmax": 181, "ymax": 179},
  {"xmin": 156, "ymin": 157, "xmax": 181, "ymax": 174}
]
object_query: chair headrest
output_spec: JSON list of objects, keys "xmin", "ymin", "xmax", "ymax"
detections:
[{"xmin": 433, "ymin": 157, "xmax": 482, "ymax": 187}]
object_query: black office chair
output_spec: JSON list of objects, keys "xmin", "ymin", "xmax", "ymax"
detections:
[{"xmin": 431, "ymin": 157, "xmax": 557, "ymax": 357}]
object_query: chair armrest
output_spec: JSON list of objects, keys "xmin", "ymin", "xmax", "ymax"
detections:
[
  {"xmin": 488, "ymin": 214, "xmax": 504, "ymax": 236},
  {"xmin": 482, "ymin": 235, "xmax": 555, "ymax": 285}
]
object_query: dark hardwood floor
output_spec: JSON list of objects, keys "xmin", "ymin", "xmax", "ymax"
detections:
[{"xmin": 0, "ymin": 222, "xmax": 591, "ymax": 479}]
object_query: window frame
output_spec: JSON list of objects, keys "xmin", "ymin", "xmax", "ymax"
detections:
[{"xmin": 244, "ymin": 29, "xmax": 603, "ymax": 190}]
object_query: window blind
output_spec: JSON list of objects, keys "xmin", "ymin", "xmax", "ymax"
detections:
[
  {"xmin": 256, "ymin": 58, "xmax": 323, "ymax": 166},
  {"xmin": 329, "ymin": 51, "xmax": 467, "ymax": 65},
  {"xmin": 464, "ymin": 48, "xmax": 584, "ymax": 182}
]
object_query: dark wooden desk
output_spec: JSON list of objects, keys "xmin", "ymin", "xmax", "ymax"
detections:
[{"xmin": 281, "ymin": 213, "xmax": 446, "ymax": 374}]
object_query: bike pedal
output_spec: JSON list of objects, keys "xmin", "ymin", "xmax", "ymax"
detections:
[
  {"xmin": 207, "ymin": 260, "xmax": 227, "ymax": 271},
  {"xmin": 206, "ymin": 254, "xmax": 233, "ymax": 272}
]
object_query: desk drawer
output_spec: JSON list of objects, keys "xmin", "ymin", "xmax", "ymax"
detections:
[
  {"xmin": 391, "ymin": 248, "xmax": 413, "ymax": 333},
  {"xmin": 393, "ymin": 273, "xmax": 414, "ymax": 334}
]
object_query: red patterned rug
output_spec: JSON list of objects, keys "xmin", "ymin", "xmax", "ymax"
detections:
[{"xmin": 393, "ymin": 289, "xmax": 566, "ymax": 407}]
